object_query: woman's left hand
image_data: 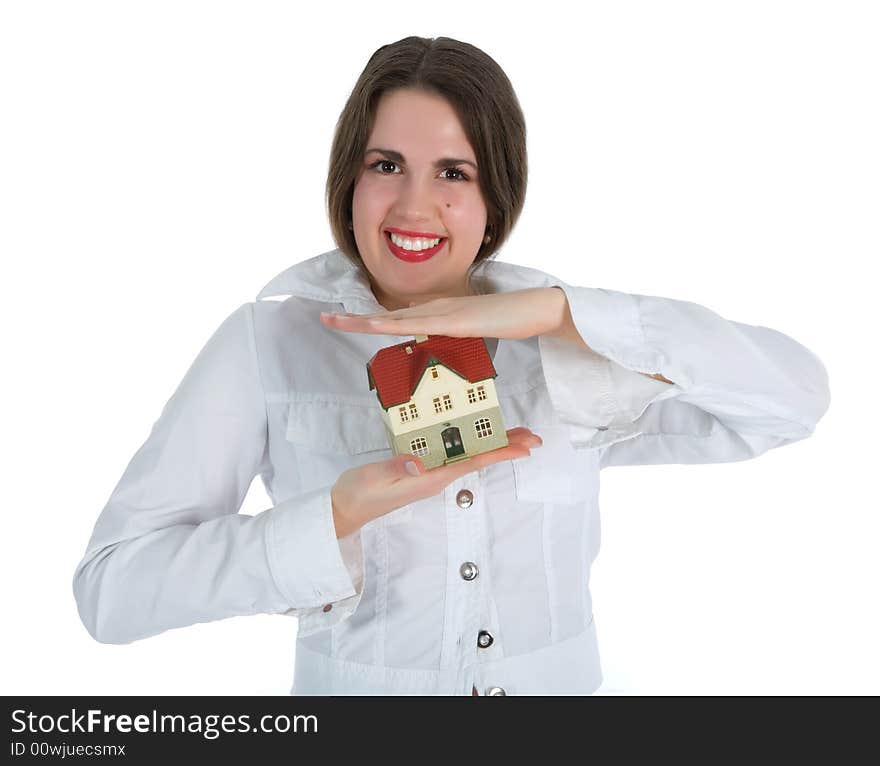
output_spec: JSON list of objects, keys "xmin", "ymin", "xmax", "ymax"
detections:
[{"xmin": 319, "ymin": 287, "xmax": 567, "ymax": 340}]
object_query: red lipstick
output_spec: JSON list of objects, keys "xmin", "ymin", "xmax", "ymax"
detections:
[
  {"xmin": 385, "ymin": 226, "xmax": 446, "ymax": 239},
  {"xmin": 384, "ymin": 231, "xmax": 447, "ymax": 263}
]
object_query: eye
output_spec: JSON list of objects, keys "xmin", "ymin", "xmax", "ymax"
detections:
[
  {"xmin": 441, "ymin": 166, "xmax": 470, "ymax": 182},
  {"xmin": 367, "ymin": 160, "xmax": 470, "ymax": 182},
  {"xmin": 370, "ymin": 159, "xmax": 400, "ymax": 175}
]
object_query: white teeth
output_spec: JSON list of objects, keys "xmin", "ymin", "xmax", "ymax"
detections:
[{"xmin": 389, "ymin": 232, "xmax": 442, "ymax": 251}]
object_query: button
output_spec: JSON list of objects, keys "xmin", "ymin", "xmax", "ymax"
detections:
[
  {"xmin": 322, "ymin": 604, "xmax": 332, "ymax": 612},
  {"xmin": 477, "ymin": 630, "xmax": 494, "ymax": 648},
  {"xmin": 456, "ymin": 489, "xmax": 474, "ymax": 509},
  {"xmin": 459, "ymin": 562, "xmax": 479, "ymax": 581},
  {"xmin": 486, "ymin": 686, "xmax": 506, "ymax": 696}
]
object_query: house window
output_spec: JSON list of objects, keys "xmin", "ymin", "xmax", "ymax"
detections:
[
  {"xmin": 442, "ymin": 394, "xmax": 452, "ymax": 411},
  {"xmin": 433, "ymin": 397, "xmax": 443, "ymax": 414},
  {"xmin": 477, "ymin": 385, "xmax": 487, "ymax": 401},
  {"xmin": 408, "ymin": 402, "xmax": 419, "ymax": 420},
  {"xmin": 410, "ymin": 436, "xmax": 429, "ymax": 457},
  {"xmin": 398, "ymin": 406, "xmax": 409, "ymax": 423},
  {"xmin": 475, "ymin": 417, "xmax": 493, "ymax": 438},
  {"xmin": 467, "ymin": 388, "xmax": 476, "ymax": 404},
  {"xmin": 431, "ymin": 367, "xmax": 439, "ymax": 379}
]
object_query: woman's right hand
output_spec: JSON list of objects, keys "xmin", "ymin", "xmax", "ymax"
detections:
[{"xmin": 330, "ymin": 427, "xmax": 543, "ymax": 538}]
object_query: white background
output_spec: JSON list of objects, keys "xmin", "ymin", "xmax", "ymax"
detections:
[{"xmin": 1, "ymin": 1, "xmax": 876, "ymax": 695}]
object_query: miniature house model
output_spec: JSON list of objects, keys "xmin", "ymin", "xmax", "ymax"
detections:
[{"xmin": 366, "ymin": 334, "xmax": 509, "ymax": 470}]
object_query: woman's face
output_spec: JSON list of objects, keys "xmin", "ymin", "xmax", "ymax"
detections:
[{"xmin": 351, "ymin": 88, "xmax": 488, "ymax": 311}]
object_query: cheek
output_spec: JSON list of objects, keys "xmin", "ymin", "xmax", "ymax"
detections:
[
  {"xmin": 438, "ymin": 184, "xmax": 472, "ymax": 205},
  {"xmin": 352, "ymin": 178, "xmax": 393, "ymax": 216},
  {"xmin": 442, "ymin": 190, "xmax": 486, "ymax": 230}
]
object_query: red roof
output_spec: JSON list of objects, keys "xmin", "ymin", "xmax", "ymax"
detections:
[{"xmin": 367, "ymin": 335, "xmax": 497, "ymax": 410}]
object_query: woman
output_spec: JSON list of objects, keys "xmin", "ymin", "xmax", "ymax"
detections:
[{"xmin": 72, "ymin": 36, "xmax": 830, "ymax": 695}]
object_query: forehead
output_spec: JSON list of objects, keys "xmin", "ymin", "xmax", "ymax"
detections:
[{"xmin": 367, "ymin": 89, "xmax": 476, "ymax": 162}]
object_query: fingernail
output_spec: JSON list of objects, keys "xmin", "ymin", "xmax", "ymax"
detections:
[{"xmin": 405, "ymin": 461, "xmax": 420, "ymax": 476}]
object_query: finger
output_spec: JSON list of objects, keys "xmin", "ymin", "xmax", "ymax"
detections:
[
  {"xmin": 320, "ymin": 311, "xmax": 436, "ymax": 335},
  {"xmin": 364, "ymin": 316, "xmax": 470, "ymax": 338},
  {"xmin": 323, "ymin": 305, "xmax": 421, "ymax": 320},
  {"xmin": 368, "ymin": 302, "xmax": 458, "ymax": 321},
  {"xmin": 319, "ymin": 310, "xmax": 400, "ymax": 323},
  {"xmin": 319, "ymin": 314, "xmax": 396, "ymax": 335},
  {"xmin": 400, "ymin": 428, "xmax": 540, "ymax": 478},
  {"xmin": 384, "ymin": 429, "xmax": 536, "ymax": 483},
  {"xmin": 506, "ymin": 426, "xmax": 539, "ymax": 439},
  {"xmin": 380, "ymin": 433, "xmax": 541, "ymax": 510},
  {"xmin": 502, "ymin": 427, "xmax": 543, "ymax": 449},
  {"xmin": 443, "ymin": 443, "xmax": 533, "ymax": 482},
  {"xmin": 449, "ymin": 429, "xmax": 544, "ymax": 470},
  {"xmin": 393, "ymin": 428, "xmax": 538, "ymax": 478},
  {"xmin": 411, "ymin": 438, "xmax": 535, "ymax": 488}
]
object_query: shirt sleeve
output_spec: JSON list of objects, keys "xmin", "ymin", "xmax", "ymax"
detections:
[
  {"xmin": 536, "ymin": 283, "xmax": 831, "ymax": 468},
  {"xmin": 72, "ymin": 302, "xmax": 365, "ymax": 644}
]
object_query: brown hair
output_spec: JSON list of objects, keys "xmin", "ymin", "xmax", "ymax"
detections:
[{"xmin": 326, "ymin": 36, "xmax": 528, "ymax": 279}]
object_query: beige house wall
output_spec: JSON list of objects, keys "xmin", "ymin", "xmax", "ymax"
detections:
[{"xmin": 380, "ymin": 361, "xmax": 508, "ymax": 469}]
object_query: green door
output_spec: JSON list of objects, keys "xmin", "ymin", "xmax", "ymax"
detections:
[{"xmin": 441, "ymin": 426, "xmax": 465, "ymax": 459}]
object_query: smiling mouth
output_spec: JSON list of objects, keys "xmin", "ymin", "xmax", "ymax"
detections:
[{"xmin": 384, "ymin": 231, "xmax": 447, "ymax": 262}]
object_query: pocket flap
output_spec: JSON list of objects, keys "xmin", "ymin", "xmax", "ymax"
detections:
[{"xmin": 285, "ymin": 392, "xmax": 391, "ymax": 455}]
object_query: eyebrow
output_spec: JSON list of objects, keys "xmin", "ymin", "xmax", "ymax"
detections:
[{"xmin": 365, "ymin": 147, "xmax": 478, "ymax": 170}]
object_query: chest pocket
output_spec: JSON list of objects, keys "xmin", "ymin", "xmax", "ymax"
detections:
[
  {"xmin": 285, "ymin": 392, "xmax": 391, "ymax": 455},
  {"xmin": 283, "ymin": 392, "xmax": 422, "ymax": 525},
  {"xmin": 284, "ymin": 393, "xmax": 393, "ymax": 493},
  {"xmin": 512, "ymin": 422, "xmax": 592, "ymax": 505}
]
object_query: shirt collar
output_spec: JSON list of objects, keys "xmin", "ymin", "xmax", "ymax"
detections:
[
  {"xmin": 255, "ymin": 247, "xmax": 564, "ymax": 314},
  {"xmin": 255, "ymin": 248, "xmax": 378, "ymax": 312}
]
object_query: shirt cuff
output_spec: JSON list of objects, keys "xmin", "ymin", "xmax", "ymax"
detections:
[
  {"xmin": 539, "ymin": 281, "xmax": 829, "ymax": 448},
  {"xmin": 538, "ymin": 283, "xmax": 681, "ymax": 446},
  {"xmin": 266, "ymin": 485, "xmax": 365, "ymax": 610}
]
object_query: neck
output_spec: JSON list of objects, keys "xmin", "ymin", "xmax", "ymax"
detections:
[{"xmin": 368, "ymin": 275, "xmax": 478, "ymax": 311}]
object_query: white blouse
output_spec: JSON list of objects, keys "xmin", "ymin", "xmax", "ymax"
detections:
[{"xmin": 72, "ymin": 247, "xmax": 830, "ymax": 695}]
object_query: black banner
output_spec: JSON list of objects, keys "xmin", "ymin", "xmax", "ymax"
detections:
[{"xmin": 3, "ymin": 696, "xmax": 876, "ymax": 760}]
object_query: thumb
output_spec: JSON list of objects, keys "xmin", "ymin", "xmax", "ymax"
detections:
[{"xmin": 397, "ymin": 455, "xmax": 424, "ymax": 477}]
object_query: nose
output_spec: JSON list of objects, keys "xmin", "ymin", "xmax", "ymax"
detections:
[{"xmin": 393, "ymin": 172, "xmax": 441, "ymax": 224}]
